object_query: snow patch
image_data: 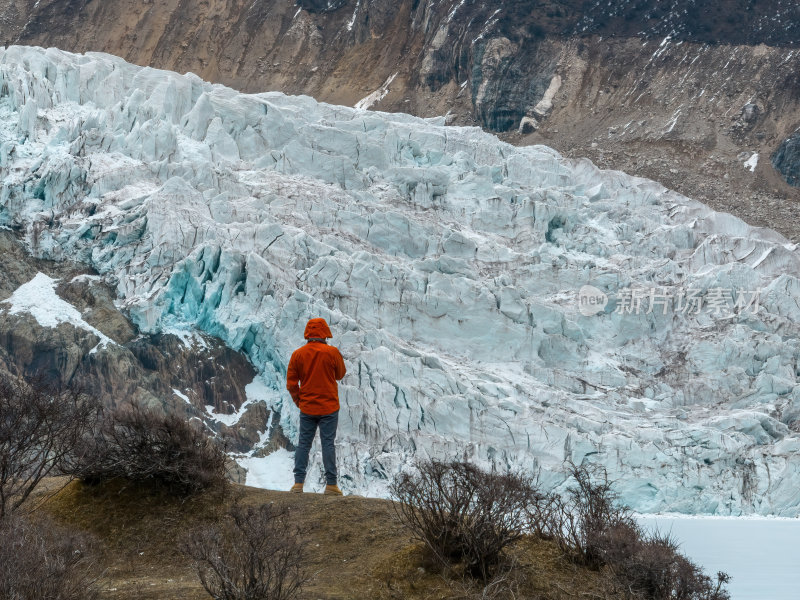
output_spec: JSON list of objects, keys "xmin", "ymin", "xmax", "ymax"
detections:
[
  {"xmin": 532, "ymin": 74, "xmax": 562, "ymax": 117},
  {"xmin": 70, "ymin": 274, "xmax": 102, "ymax": 284},
  {"xmin": 245, "ymin": 376, "xmax": 279, "ymax": 405},
  {"xmin": 1, "ymin": 273, "xmax": 114, "ymax": 352},
  {"xmin": 354, "ymin": 72, "xmax": 398, "ymax": 111},
  {"xmin": 205, "ymin": 375, "xmax": 279, "ymax": 426},
  {"xmin": 446, "ymin": 0, "xmax": 466, "ymax": 23},
  {"xmin": 205, "ymin": 401, "xmax": 252, "ymax": 426},
  {"xmin": 239, "ymin": 449, "xmax": 295, "ymax": 491},
  {"xmin": 664, "ymin": 108, "xmax": 682, "ymax": 133},
  {"xmin": 162, "ymin": 323, "xmax": 209, "ymax": 349},
  {"xmin": 346, "ymin": 0, "xmax": 360, "ymax": 31},
  {"xmin": 744, "ymin": 152, "xmax": 759, "ymax": 172},
  {"xmin": 173, "ymin": 389, "xmax": 192, "ymax": 404}
]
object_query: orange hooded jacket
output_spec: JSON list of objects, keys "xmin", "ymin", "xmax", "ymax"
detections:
[{"xmin": 286, "ymin": 318, "xmax": 347, "ymax": 415}]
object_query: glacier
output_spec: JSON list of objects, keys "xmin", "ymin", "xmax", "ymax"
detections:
[{"xmin": 2, "ymin": 45, "xmax": 800, "ymax": 514}]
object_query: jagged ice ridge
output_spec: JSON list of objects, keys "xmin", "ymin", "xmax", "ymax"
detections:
[{"xmin": 2, "ymin": 46, "xmax": 800, "ymax": 514}]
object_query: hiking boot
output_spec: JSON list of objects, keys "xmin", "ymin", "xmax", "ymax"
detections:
[
  {"xmin": 290, "ymin": 483, "xmax": 304, "ymax": 494},
  {"xmin": 323, "ymin": 484, "xmax": 343, "ymax": 496}
]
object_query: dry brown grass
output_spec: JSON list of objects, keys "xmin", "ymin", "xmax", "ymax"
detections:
[
  {"xmin": 35, "ymin": 478, "xmax": 615, "ymax": 600},
  {"xmin": 371, "ymin": 536, "xmax": 615, "ymax": 600}
]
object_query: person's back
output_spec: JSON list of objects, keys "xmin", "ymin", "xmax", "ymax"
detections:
[
  {"xmin": 286, "ymin": 318, "xmax": 346, "ymax": 495},
  {"xmin": 286, "ymin": 320, "xmax": 346, "ymax": 415}
]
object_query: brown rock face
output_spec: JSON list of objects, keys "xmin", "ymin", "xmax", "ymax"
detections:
[{"xmin": 0, "ymin": 230, "xmax": 284, "ymax": 458}]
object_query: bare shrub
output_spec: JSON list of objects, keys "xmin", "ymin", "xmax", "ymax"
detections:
[
  {"xmin": 66, "ymin": 401, "xmax": 228, "ymax": 495},
  {"xmin": 610, "ymin": 530, "xmax": 731, "ymax": 600},
  {"xmin": 390, "ymin": 459, "xmax": 546, "ymax": 581},
  {"xmin": 180, "ymin": 502, "xmax": 308, "ymax": 600},
  {"xmin": 549, "ymin": 462, "xmax": 638, "ymax": 568},
  {"xmin": 0, "ymin": 513, "xmax": 99, "ymax": 600},
  {"xmin": 0, "ymin": 373, "xmax": 99, "ymax": 517},
  {"xmin": 552, "ymin": 463, "xmax": 730, "ymax": 599}
]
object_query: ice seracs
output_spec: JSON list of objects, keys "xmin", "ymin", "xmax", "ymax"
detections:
[{"xmin": 2, "ymin": 46, "xmax": 800, "ymax": 514}]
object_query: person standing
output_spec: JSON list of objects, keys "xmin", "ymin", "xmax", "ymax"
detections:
[{"xmin": 286, "ymin": 317, "xmax": 347, "ymax": 495}]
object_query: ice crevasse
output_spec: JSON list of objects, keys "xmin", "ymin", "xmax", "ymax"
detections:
[{"xmin": 2, "ymin": 45, "xmax": 800, "ymax": 514}]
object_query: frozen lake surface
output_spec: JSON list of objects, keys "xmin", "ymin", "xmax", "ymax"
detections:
[{"xmin": 638, "ymin": 515, "xmax": 800, "ymax": 599}]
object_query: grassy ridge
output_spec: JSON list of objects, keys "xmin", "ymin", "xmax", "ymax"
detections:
[{"xmin": 39, "ymin": 479, "xmax": 610, "ymax": 600}]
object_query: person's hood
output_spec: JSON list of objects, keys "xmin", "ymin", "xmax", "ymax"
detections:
[{"xmin": 304, "ymin": 318, "xmax": 333, "ymax": 339}]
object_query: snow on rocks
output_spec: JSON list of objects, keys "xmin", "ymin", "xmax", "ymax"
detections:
[
  {"xmin": 2, "ymin": 46, "xmax": 800, "ymax": 513},
  {"xmin": 354, "ymin": 72, "xmax": 398, "ymax": 111},
  {"xmin": 0, "ymin": 272, "xmax": 114, "ymax": 353},
  {"xmin": 743, "ymin": 152, "xmax": 759, "ymax": 172}
]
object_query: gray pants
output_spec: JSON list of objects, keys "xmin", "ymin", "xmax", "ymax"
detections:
[{"xmin": 294, "ymin": 410, "xmax": 338, "ymax": 486}]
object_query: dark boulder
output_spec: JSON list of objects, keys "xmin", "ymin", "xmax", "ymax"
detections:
[{"xmin": 772, "ymin": 132, "xmax": 800, "ymax": 187}]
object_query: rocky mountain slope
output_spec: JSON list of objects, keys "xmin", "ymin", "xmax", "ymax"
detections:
[
  {"xmin": 2, "ymin": 0, "xmax": 800, "ymax": 238},
  {"xmin": 0, "ymin": 229, "xmax": 286, "ymax": 463},
  {"xmin": 3, "ymin": 46, "xmax": 800, "ymax": 514}
]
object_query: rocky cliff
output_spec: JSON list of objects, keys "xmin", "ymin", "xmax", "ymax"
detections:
[
  {"xmin": 0, "ymin": 230, "xmax": 287, "ymax": 465},
  {"xmin": 2, "ymin": 0, "xmax": 800, "ymax": 237}
]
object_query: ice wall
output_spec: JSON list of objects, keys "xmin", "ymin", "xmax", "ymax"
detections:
[{"xmin": 2, "ymin": 46, "xmax": 800, "ymax": 513}]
